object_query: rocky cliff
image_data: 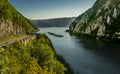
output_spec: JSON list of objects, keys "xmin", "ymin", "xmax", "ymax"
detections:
[
  {"xmin": 70, "ymin": 0, "xmax": 120, "ymax": 40},
  {"xmin": 0, "ymin": 0, "xmax": 38, "ymax": 37}
]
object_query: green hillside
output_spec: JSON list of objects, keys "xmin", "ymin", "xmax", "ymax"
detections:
[
  {"xmin": 0, "ymin": 34, "xmax": 68, "ymax": 74},
  {"xmin": 70, "ymin": 0, "xmax": 120, "ymax": 40},
  {"xmin": 0, "ymin": 0, "xmax": 38, "ymax": 38}
]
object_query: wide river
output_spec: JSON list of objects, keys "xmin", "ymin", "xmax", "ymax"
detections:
[{"xmin": 39, "ymin": 27, "xmax": 120, "ymax": 74}]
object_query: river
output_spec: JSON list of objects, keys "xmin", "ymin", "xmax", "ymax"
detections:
[{"xmin": 39, "ymin": 27, "xmax": 120, "ymax": 74}]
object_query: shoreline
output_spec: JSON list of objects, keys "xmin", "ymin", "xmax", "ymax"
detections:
[{"xmin": 43, "ymin": 34, "xmax": 74, "ymax": 74}]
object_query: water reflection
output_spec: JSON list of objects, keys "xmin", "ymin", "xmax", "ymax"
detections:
[{"xmin": 79, "ymin": 38, "xmax": 120, "ymax": 59}]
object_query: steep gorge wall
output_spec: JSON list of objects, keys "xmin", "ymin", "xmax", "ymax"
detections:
[
  {"xmin": 0, "ymin": 19, "xmax": 25, "ymax": 37},
  {"xmin": 70, "ymin": 0, "xmax": 120, "ymax": 39},
  {"xmin": 0, "ymin": 0, "xmax": 38, "ymax": 38}
]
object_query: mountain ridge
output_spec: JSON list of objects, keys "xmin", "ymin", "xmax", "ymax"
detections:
[{"xmin": 35, "ymin": 17, "xmax": 75, "ymax": 27}]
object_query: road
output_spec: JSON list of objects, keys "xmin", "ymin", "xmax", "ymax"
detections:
[{"xmin": 0, "ymin": 35, "xmax": 33, "ymax": 47}]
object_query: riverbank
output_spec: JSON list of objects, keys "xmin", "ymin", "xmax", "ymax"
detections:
[
  {"xmin": 0, "ymin": 33, "xmax": 74, "ymax": 74},
  {"xmin": 67, "ymin": 30, "xmax": 120, "ymax": 43},
  {"xmin": 38, "ymin": 34, "xmax": 74, "ymax": 74}
]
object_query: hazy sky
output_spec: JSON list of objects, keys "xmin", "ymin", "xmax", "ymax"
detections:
[{"xmin": 9, "ymin": 0, "xmax": 96, "ymax": 19}]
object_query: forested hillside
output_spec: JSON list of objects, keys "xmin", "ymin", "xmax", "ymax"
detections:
[
  {"xmin": 0, "ymin": 34, "xmax": 68, "ymax": 74},
  {"xmin": 70, "ymin": 0, "xmax": 120, "ymax": 40},
  {"xmin": 0, "ymin": 0, "xmax": 38, "ymax": 38},
  {"xmin": 36, "ymin": 17, "xmax": 75, "ymax": 27}
]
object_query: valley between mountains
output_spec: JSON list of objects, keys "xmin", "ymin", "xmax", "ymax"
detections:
[{"xmin": 1, "ymin": 0, "xmax": 120, "ymax": 74}]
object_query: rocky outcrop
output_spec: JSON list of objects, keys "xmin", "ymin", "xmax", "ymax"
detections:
[
  {"xmin": 0, "ymin": 0, "xmax": 38, "ymax": 38},
  {"xmin": 70, "ymin": 0, "xmax": 120, "ymax": 39},
  {"xmin": 0, "ymin": 19, "xmax": 25, "ymax": 37}
]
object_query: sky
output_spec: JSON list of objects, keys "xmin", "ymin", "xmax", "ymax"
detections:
[{"xmin": 9, "ymin": 0, "xmax": 96, "ymax": 20}]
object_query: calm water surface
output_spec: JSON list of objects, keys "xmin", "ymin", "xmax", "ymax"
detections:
[{"xmin": 39, "ymin": 27, "xmax": 120, "ymax": 74}]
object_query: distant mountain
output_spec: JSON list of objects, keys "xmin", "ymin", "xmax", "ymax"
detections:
[
  {"xmin": 35, "ymin": 17, "xmax": 75, "ymax": 27},
  {"xmin": 70, "ymin": 0, "xmax": 120, "ymax": 40},
  {"xmin": 0, "ymin": 0, "xmax": 38, "ymax": 37}
]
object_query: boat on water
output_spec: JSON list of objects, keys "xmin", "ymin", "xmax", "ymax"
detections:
[{"xmin": 48, "ymin": 32, "xmax": 63, "ymax": 37}]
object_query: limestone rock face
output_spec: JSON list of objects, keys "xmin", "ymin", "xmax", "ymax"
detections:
[
  {"xmin": 70, "ymin": 0, "xmax": 120, "ymax": 39},
  {"xmin": 0, "ymin": 0, "xmax": 38, "ymax": 38},
  {"xmin": 0, "ymin": 19, "xmax": 25, "ymax": 37}
]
